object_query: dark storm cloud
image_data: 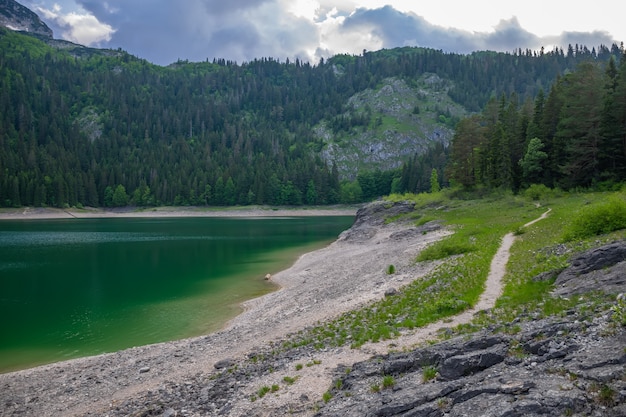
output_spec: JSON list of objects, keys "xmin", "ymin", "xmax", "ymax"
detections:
[
  {"xmin": 341, "ymin": 6, "xmax": 537, "ymax": 53},
  {"xmin": 554, "ymin": 31, "xmax": 616, "ymax": 50},
  {"xmin": 480, "ymin": 17, "xmax": 539, "ymax": 51}
]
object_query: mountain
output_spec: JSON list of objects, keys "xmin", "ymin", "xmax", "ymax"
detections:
[
  {"xmin": 1, "ymin": 2, "xmax": 623, "ymax": 208},
  {"xmin": 0, "ymin": 0, "xmax": 52, "ymax": 38}
]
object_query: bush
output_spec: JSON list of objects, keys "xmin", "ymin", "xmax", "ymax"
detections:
[
  {"xmin": 523, "ymin": 184, "xmax": 551, "ymax": 201},
  {"xmin": 562, "ymin": 196, "xmax": 626, "ymax": 241},
  {"xmin": 257, "ymin": 386, "xmax": 271, "ymax": 398},
  {"xmin": 422, "ymin": 366, "xmax": 438, "ymax": 382},
  {"xmin": 386, "ymin": 264, "xmax": 396, "ymax": 275},
  {"xmin": 611, "ymin": 294, "xmax": 626, "ymax": 327},
  {"xmin": 382, "ymin": 375, "xmax": 395, "ymax": 389}
]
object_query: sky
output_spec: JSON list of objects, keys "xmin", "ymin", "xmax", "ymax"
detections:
[{"xmin": 21, "ymin": 0, "xmax": 625, "ymax": 66}]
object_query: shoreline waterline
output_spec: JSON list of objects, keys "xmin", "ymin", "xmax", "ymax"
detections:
[{"xmin": 0, "ymin": 214, "xmax": 356, "ymax": 373}]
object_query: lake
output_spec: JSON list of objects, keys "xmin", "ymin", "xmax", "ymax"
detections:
[{"xmin": 0, "ymin": 215, "xmax": 353, "ymax": 373}]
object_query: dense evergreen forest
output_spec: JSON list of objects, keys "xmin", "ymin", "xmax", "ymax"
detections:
[
  {"xmin": 1, "ymin": 26, "xmax": 623, "ymax": 207},
  {"xmin": 443, "ymin": 49, "xmax": 626, "ymax": 192}
]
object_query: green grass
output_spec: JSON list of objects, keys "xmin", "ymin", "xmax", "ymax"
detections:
[
  {"xmin": 283, "ymin": 376, "xmax": 298, "ymax": 385},
  {"xmin": 493, "ymin": 191, "xmax": 625, "ymax": 321},
  {"xmin": 257, "ymin": 386, "xmax": 271, "ymax": 398},
  {"xmin": 416, "ymin": 236, "xmax": 475, "ymax": 261},
  {"xmin": 302, "ymin": 188, "xmax": 626, "ymax": 411},
  {"xmin": 283, "ymin": 192, "xmax": 541, "ymax": 349},
  {"xmin": 422, "ymin": 366, "xmax": 438, "ymax": 382},
  {"xmin": 382, "ymin": 375, "xmax": 395, "ymax": 389},
  {"xmin": 322, "ymin": 391, "xmax": 333, "ymax": 403}
]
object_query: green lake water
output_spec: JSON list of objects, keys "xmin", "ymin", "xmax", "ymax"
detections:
[{"xmin": 0, "ymin": 216, "xmax": 353, "ymax": 373}]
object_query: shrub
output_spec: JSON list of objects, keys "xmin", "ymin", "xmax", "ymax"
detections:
[
  {"xmin": 611, "ymin": 294, "xmax": 626, "ymax": 327},
  {"xmin": 422, "ymin": 366, "xmax": 438, "ymax": 382},
  {"xmin": 523, "ymin": 184, "xmax": 551, "ymax": 201},
  {"xmin": 382, "ymin": 375, "xmax": 395, "ymax": 389},
  {"xmin": 386, "ymin": 264, "xmax": 396, "ymax": 275},
  {"xmin": 562, "ymin": 196, "xmax": 626, "ymax": 241},
  {"xmin": 417, "ymin": 237, "xmax": 475, "ymax": 261},
  {"xmin": 322, "ymin": 391, "xmax": 333, "ymax": 403},
  {"xmin": 283, "ymin": 376, "xmax": 298, "ymax": 385},
  {"xmin": 257, "ymin": 386, "xmax": 271, "ymax": 398}
]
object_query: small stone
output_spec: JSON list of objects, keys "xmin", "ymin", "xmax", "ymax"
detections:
[
  {"xmin": 384, "ymin": 288, "xmax": 398, "ymax": 297},
  {"xmin": 214, "ymin": 359, "xmax": 235, "ymax": 370},
  {"xmin": 139, "ymin": 367, "xmax": 150, "ymax": 373}
]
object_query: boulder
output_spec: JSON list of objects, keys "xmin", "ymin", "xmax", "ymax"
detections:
[{"xmin": 554, "ymin": 240, "xmax": 626, "ymax": 296}]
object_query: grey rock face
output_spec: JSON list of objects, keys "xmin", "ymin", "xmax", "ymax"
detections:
[
  {"xmin": 0, "ymin": 0, "xmax": 53, "ymax": 38},
  {"xmin": 339, "ymin": 200, "xmax": 421, "ymax": 242},
  {"xmin": 316, "ymin": 316, "xmax": 625, "ymax": 417},
  {"xmin": 554, "ymin": 240, "xmax": 626, "ymax": 296}
]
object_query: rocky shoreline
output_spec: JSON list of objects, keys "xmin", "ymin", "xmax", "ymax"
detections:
[{"xmin": 1, "ymin": 201, "xmax": 624, "ymax": 416}]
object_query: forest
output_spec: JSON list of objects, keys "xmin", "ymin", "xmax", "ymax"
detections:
[
  {"xmin": 1, "ymin": 26, "xmax": 624, "ymax": 207},
  {"xmin": 442, "ymin": 52, "xmax": 626, "ymax": 193}
]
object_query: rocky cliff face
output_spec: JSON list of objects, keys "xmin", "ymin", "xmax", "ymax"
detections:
[
  {"xmin": 316, "ymin": 242, "xmax": 626, "ymax": 417},
  {"xmin": 0, "ymin": 0, "xmax": 52, "ymax": 38}
]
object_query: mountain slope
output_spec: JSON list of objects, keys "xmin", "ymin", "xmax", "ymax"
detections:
[{"xmin": 0, "ymin": 0, "xmax": 52, "ymax": 38}]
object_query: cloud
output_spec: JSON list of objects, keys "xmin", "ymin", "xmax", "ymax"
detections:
[
  {"xmin": 30, "ymin": 1, "xmax": 619, "ymax": 65},
  {"xmin": 325, "ymin": 7, "xmax": 616, "ymax": 57},
  {"xmin": 65, "ymin": 0, "xmax": 319, "ymax": 64},
  {"xmin": 36, "ymin": 4, "xmax": 115, "ymax": 46},
  {"xmin": 334, "ymin": 7, "xmax": 537, "ymax": 53},
  {"xmin": 546, "ymin": 31, "xmax": 616, "ymax": 51}
]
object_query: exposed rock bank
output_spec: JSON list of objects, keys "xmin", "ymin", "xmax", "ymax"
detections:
[{"xmin": 316, "ymin": 242, "xmax": 626, "ymax": 417}]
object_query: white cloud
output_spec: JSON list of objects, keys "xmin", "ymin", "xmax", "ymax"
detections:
[{"xmin": 37, "ymin": 4, "xmax": 115, "ymax": 46}]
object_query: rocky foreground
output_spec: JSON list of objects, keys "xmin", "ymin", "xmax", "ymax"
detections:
[
  {"xmin": 317, "ymin": 243, "xmax": 626, "ymax": 417},
  {"xmin": 319, "ymin": 305, "xmax": 625, "ymax": 417}
]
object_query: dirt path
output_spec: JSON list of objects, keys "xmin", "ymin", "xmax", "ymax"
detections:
[
  {"xmin": 225, "ymin": 209, "xmax": 553, "ymax": 416},
  {"xmin": 366, "ymin": 207, "xmax": 552, "ymax": 353}
]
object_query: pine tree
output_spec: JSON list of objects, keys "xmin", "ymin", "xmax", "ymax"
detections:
[
  {"xmin": 557, "ymin": 62, "xmax": 605, "ymax": 187},
  {"xmin": 447, "ymin": 115, "xmax": 485, "ymax": 188},
  {"xmin": 430, "ymin": 168, "xmax": 440, "ymax": 193}
]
